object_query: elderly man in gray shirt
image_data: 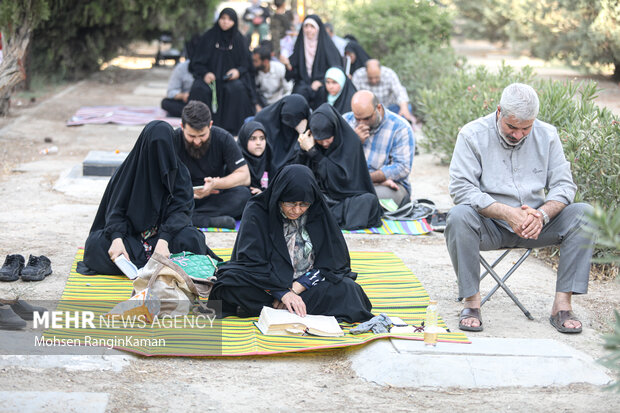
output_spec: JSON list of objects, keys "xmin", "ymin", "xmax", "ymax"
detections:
[{"xmin": 445, "ymin": 83, "xmax": 593, "ymax": 334}]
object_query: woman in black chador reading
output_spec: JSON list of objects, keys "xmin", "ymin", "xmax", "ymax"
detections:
[
  {"xmin": 298, "ymin": 103, "xmax": 382, "ymax": 230},
  {"xmin": 188, "ymin": 8, "xmax": 256, "ymax": 135},
  {"xmin": 79, "ymin": 121, "xmax": 218, "ymax": 275},
  {"xmin": 208, "ymin": 165, "xmax": 373, "ymax": 323}
]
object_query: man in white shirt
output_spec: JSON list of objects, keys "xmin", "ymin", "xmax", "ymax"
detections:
[{"xmin": 252, "ymin": 46, "xmax": 292, "ymax": 109}]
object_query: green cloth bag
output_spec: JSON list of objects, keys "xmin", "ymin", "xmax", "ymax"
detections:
[{"xmin": 169, "ymin": 252, "xmax": 218, "ymax": 283}]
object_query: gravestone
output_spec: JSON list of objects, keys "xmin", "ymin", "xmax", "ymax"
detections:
[{"xmin": 82, "ymin": 150, "xmax": 128, "ymax": 176}]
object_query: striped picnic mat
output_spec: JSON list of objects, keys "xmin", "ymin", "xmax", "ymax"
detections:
[
  {"xmin": 66, "ymin": 106, "xmax": 182, "ymax": 127},
  {"xmin": 43, "ymin": 249, "xmax": 468, "ymax": 357},
  {"xmin": 202, "ymin": 218, "xmax": 432, "ymax": 235}
]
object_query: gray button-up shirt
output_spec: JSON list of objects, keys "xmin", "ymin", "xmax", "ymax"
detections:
[
  {"xmin": 449, "ymin": 112, "xmax": 576, "ymax": 229},
  {"xmin": 166, "ymin": 61, "xmax": 194, "ymax": 99}
]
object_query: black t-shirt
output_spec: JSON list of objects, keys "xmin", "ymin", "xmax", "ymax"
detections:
[{"xmin": 174, "ymin": 126, "xmax": 247, "ymax": 186}]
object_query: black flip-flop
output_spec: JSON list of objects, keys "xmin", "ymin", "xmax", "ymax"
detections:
[{"xmin": 459, "ymin": 307, "xmax": 483, "ymax": 332}]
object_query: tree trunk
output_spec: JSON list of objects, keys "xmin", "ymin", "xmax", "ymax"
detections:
[
  {"xmin": 0, "ymin": 22, "xmax": 33, "ymax": 116},
  {"xmin": 613, "ymin": 61, "xmax": 620, "ymax": 82}
]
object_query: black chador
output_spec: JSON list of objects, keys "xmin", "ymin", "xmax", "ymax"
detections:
[
  {"xmin": 300, "ymin": 103, "xmax": 382, "ymax": 230},
  {"xmin": 344, "ymin": 41, "xmax": 371, "ymax": 76},
  {"xmin": 189, "ymin": 8, "xmax": 256, "ymax": 134},
  {"xmin": 208, "ymin": 165, "xmax": 373, "ymax": 323},
  {"xmin": 80, "ymin": 121, "xmax": 218, "ymax": 275},
  {"xmin": 253, "ymin": 94, "xmax": 310, "ymax": 175},
  {"xmin": 237, "ymin": 121, "xmax": 270, "ymax": 190}
]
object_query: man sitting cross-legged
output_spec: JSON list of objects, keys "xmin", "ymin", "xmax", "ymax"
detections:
[
  {"xmin": 445, "ymin": 83, "xmax": 594, "ymax": 334},
  {"xmin": 343, "ymin": 90, "xmax": 415, "ymax": 207},
  {"xmin": 174, "ymin": 101, "xmax": 251, "ymax": 229}
]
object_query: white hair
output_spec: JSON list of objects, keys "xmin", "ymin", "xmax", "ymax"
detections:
[{"xmin": 498, "ymin": 83, "xmax": 539, "ymax": 121}]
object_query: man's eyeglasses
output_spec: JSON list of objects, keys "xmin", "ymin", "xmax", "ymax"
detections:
[
  {"xmin": 355, "ymin": 106, "xmax": 378, "ymax": 122},
  {"xmin": 281, "ymin": 201, "xmax": 311, "ymax": 208}
]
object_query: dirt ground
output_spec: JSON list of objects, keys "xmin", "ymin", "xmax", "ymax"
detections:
[{"xmin": 0, "ymin": 40, "xmax": 619, "ymax": 411}]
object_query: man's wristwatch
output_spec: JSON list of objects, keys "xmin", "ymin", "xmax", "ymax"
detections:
[{"xmin": 537, "ymin": 208, "xmax": 550, "ymax": 225}]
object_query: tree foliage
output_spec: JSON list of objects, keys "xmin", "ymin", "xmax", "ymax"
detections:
[
  {"xmin": 343, "ymin": 0, "xmax": 452, "ymax": 59},
  {"xmin": 27, "ymin": 0, "xmax": 217, "ymax": 80},
  {"xmin": 453, "ymin": 0, "xmax": 620, "ymax": 79}
]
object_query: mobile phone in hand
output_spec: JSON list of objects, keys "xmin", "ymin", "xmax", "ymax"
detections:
[{"xmin": 223, "ymin": 73, "xmax": 232, "ymax": 80}]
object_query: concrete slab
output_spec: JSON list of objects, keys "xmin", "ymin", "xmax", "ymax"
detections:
[
  {"xmin": 349, "ymin": 338, "xmax": 612, "ymax": 388},
  {"xmin": 53, "ymin": 165, "xmax": 109, "ymax": 201},
  {"xmin": 0, "ymin": 354, "xmax": 132, "ymax": 372},
  {"xmin": 0, "ymin": 391, "xmax": 109, "ymax": 413},
  {"xmin": 82, "ymin": 150, "xmax": 128, "ymax": 176}
]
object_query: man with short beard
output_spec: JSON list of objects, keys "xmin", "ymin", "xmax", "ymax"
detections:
[
  {"xmin": 174, "ymin": 101, "xmax": 251, "ymax": 229},
  {"xmin": 344, "ymin": 90, "xmax": 415, "ymax": 207},
  {"xmin": 446, "ymin": 83, "xmax": 594, "ymax": 334},
  {"xmin": 252, "ymin": 45, "xmax": 291, "ymax": 109}
]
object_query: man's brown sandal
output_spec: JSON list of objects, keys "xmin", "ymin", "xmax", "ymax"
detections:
[
  {"xmin": 549, "ymin": 310, "xmax": 582, "ymax": 334},
  {"xmin": 459, "ymin": 307, "xmax": 483, "ymax": 332}
]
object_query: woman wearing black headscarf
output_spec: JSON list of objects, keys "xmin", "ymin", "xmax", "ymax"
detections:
[
  {"xmin": 298, "ymin": 103, "xmax": 382, "ymax": 230},
  {"xmin": 283, "ymin": 15, "xmax": 343, "ymax": 110},
  {"xmin": 208, "ymin": 165, "xmax": 373, "ymax": 323},
  {"xmin": 344, "ymin": 41, "xmax": 371, "ymax": 76},
  {"xmin": 188, "ymin": 8, "xmax": 256, "ymax": 135},
  {"xmin": 253, "ymin": 94, "xmax": 310, "ymax": 174},
  {"xmin": 79, "ymin": 121, "xmax": 219, "ymax": 275},
  {"xmin": 237, "ymin": 121, "xmax": 270, "ymax": 194}
]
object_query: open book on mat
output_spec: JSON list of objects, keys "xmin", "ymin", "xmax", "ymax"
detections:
[{"xmin": 255, "ymin": 306, "xmax": 344, "ymax": 337}]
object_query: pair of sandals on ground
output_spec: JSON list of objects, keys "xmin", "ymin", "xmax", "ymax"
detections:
[{"xmin": 458, "ymin": 307, "xmax": 582, "ymax": 334}]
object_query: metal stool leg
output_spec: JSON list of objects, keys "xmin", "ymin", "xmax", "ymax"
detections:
[
  {"xmin": 479, "ymin": 250, "xmax": 511, "ymax": 282},
  {"xmin": 456, "ymin": 250, "xmax": 511, "ymax": 301},
  {"xmin": 479, "ymin": 249, "xmax": 534, "ymax": 320}
]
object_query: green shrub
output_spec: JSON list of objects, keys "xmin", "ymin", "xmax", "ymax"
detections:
[
  {"xmin": 382, "ymin": 44, "xmax": 464, "ymax": 119},
  {"xmin": 544, "ymin": 81, "xmax": 620, "ymax": 206},
  {"xmin": 587, "ymin": 205, "xmax": 620, "ymax": 266},
  {"xmin": 601, "ymin": 310, "xmax": 620, "ymax": 391},
  {"xmin": 343, "ymin": 0, "xmax": 452, "ymax": 60}
]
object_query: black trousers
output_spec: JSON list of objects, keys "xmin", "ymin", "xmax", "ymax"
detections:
[
  {"xmin": 193, "ymin": 186, "xmax": 251, "ymax": 221},
  {"xmin": 161, "ymin": 98, "xmax": 186, "ymax": 118},
  {"xmin": 292, "ymin": 81, "xmax": 326, "ymax": 110},
  {"xmin": 188, "ymin": 78, "xmax": 255, "ymax": 135},
  {"xmin": 326, "ymin": 193, "xmax": 382, "ymax": 230},
  {"xmin": 209, "ymin": 277, "xmax": 374, "ymax": 323},
  {"xmin": 81, "ymin": 226, "xmax": 208, "ymax": 275}
]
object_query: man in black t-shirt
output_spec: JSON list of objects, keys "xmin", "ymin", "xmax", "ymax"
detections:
[{"xmin": 175, "ymin": 101, "xmax": 251, "ymax": 229}]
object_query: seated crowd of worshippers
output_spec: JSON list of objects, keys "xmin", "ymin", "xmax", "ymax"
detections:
[
  {"xmin": 80, "ymin": 82, "xmax": 594, "ymax": 334},
  {"xmin": 160, "ymin": 9, "xmax": 415, "ymax": 131},
  {"xmin": 86, "ymin": 9, "xmax": 594, "ymax": 334}
]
